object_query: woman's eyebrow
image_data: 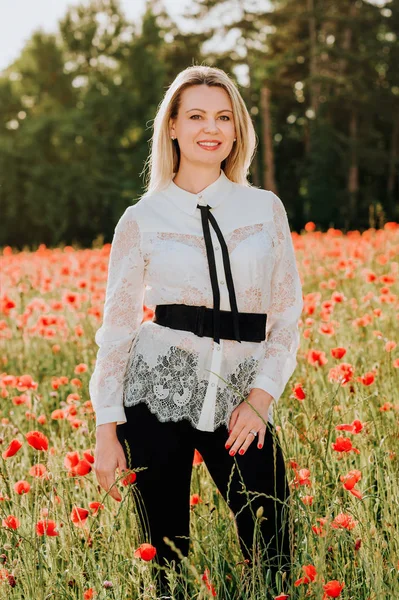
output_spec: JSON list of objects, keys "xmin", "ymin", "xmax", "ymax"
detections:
[{"xmin": 185, "ymin": 108, "xmax": 233, "ymax": 113}]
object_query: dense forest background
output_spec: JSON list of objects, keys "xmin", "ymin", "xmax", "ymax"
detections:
[{"xmin": 1, "ymin": 0, "xmax": 398, "ymax": 250}]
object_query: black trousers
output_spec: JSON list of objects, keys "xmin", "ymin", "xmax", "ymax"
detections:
[{"xmin": 116, "ymin": 401, "xmax": 292, "ymax": 597}]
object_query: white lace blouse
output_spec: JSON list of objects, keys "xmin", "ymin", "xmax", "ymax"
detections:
[{"xmin": 89, "ymin": 169, "xmax": 303, "ymax": 432}]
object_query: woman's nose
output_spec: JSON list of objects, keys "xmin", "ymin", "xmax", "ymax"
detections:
[{"xmin": 203, "ymin": 123, "xmax": 218, "ymax": 132}]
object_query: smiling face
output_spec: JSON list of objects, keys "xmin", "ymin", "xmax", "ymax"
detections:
[{"xmin": 169, "ymin": 84, "xmax": 236, "ymax": 168}]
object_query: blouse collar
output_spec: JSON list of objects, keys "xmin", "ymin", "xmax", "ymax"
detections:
[{"xmin": 161, "ymin": 169, "xmax": 233, "ymax": 216}]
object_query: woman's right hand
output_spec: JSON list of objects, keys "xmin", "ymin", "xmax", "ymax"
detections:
[{"xmin": 94, "ymin": 423, "xmax": 127, "ymax": 502}]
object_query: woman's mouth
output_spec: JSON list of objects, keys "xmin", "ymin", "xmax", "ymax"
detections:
[{"xmin": 197, "ymin": 141, "xmax": 222, "ymax": 151}]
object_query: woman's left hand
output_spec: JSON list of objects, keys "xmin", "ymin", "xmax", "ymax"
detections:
[{"xmin": 225, "ymin": 388, "xmax": 274, "ymax": 456}]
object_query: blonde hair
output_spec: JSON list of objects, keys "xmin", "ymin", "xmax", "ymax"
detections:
[{"xmin": 140, "ymin": 65, "xmax": 258, "ymax": 196}]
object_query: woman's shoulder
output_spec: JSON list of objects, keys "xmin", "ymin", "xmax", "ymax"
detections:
[
  {"xmin": 115, "ymin": 190, "xmax": 172, "ymax": 235},
  {"xmin": 118, "ymin": 190, "xmax": 163, "ymax": 219},
  {"xmin": 230, "ymin": 181, "xmax": 285, "ymax": 221},
  {"xmin": 236, "ymin": 181, "xmax": 281, "ymax": 203}
]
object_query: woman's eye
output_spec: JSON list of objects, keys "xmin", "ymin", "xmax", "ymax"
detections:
[{"xmin": 190, "ymin": 115, "xmax": 230, "ymax": 120}]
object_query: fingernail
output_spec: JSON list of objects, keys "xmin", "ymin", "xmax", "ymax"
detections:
[
  {"xmin": 229, "ymin": 450, "xmax": 235, "ymax": 456},
  {"xmin": 225, "ymin": 443, "xmax": 230, "ymax": 449},
  {"xmin": 239, "ymin": 449, "xmax": 244, "ymax": 455},
  {"xmin": 258, "ymin": 443, "xmax": 263, "ymax": 449},
  {"xmin": 229, "ymin": 429, "xmax": 232, "ymax": 434}
]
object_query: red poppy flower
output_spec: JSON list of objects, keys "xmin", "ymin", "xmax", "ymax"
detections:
[
  {"xmin": 384, "ymin": 222, "xmax": 399, "ymax": 230},
  {"xmin": 348, "ymin": 487, "xmax": 363, "ymax": 499},
  {"xmin": 133, "ymin": 543, "xmax": 157, "ymax": 561},
  {"xmin": 14, "ymin": 480, "xmax": 30, "ymax": 495},
  {"xmin": 12, "ymin": 394, "xmax": 29, "ymax": 406},
  {"xmin": 305, "ymin": 221, "xmax": 316, "ymax": 232},
  {"xmin": 301, "ymin": 495, "xmax": 314, "ymax": 506},
  {"xmin": 331, "ymin": 291, "xmax": 343, "ymax": 302},
  {"xmin": 193, "ymin": 449, "xmax": 203, "ymax": 465},
  {"xmin": 64, "ymin": 451, "xmax": 80, "ymax": 470},
  {"xmin": 76, "ymin": 459, "xmax": 92, "ymax": 476},
  {"xmin": 328, "ymin": 362, "xmax": 355, "ymax": 385},
  {"xmin": 319, "ymin": 323, "xmax": 335, "ymax": 336},
  {"xmin": 331, "ymin": 512, "xmax": 357, "ymax": 530},
  {"xmin": 51, "ymin": 409, "xmax": 66, "ymax": 420},
  {"xmin": 190, "ymin": 494, "xmax": 203, "ymax": 506},
  {"xmin": 25, "ymin": 431, "xmax": 49, "ymax": 451},
  {"xmin": 340, "ymin": 469, "xmax": 363, "ymax": 499},
  {"xmin": 297, "ymin": 468, "xmax": 311, "ymax": 486},
  {"xmin": 70, "ymin": 506, "xmax": 89, "ymax": 527},
  {"xmin": 16, "ymin": 374, "xmax": 38, "ymax": 391},
  {"xmin": 29, "ymin": 464, "xmax": 48, "ymax": 478},
  {"xmin": 83, "ymin": 450, "xmax": 95, "ymax": 464},
  {"xmin": 293, "ymin": 384, "xmax": 306, "ymax": 400},
  {"xmin": 365, "ymin": 271, "xmax": 377, "ymax": 283},
  {"xmin": 322, "ymin": 579, "xmax": 345, "ymax": 598},
  {"xmin": 2, "ymin": 438, "xmax": 23, "ymax": 459},
  {"xmin": 36, "ymin": 519, "xmax": 59, "ymax": 536},
  {"xmin": 312, "ymin": 517, "xmax": 328, "ymax": 536},
  {"xmin": 385, "ymin": 341, "xmax": 397, "ymax": 352},
  {"xmin": 307, "ymin": 349, "xmax": 328, "ymax": 367},
  {"xmin": 0, "ymin": 568, "xmax": 11, "ymax": 582},
  {"xmin": 88, "ymin": 502, "xmax": 104, "ymax": 516},
  {"xmin": 331, "ymin": 347, "xmax": 346, "ymax": 359},
  {"xmin": 121, "ymin": 470, "xmax": 137, "ymax": 486},
  {"xmin": 340, "ymin": 469, "xmax": 361, "ymax": 490},
  {"xmin": 294, "ymin": 564, "xmax": 317, "ymax": 586},
  {"xmin": 335, "ymin": 419, "xmax": 363, "ymax": 434},
  {"xmin": 202, "ymin": 567, "xmax": 217, "ymax": 597},
  {"xmin": 331, "ymin": 436, "xmax": 360, "ymax": 454},
  {"xmin": 356, "ymin": 372, "xmax": 375, "ymax": 386},
  {"xmin": 2, "ymin": 515, "xmax": 20, "ymax": 529}
]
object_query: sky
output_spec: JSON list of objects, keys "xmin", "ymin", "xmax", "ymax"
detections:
[
  {"xmin": 0, "ymin": 0, "xmax": 193, "ymax": 72},
  {"xmin": 0, "ymin": 0, "xmax": 390, "ymax": 74}
]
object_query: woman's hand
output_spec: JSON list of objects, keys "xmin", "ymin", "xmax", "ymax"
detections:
[
  {"xmin": 94, "ymin": 424, "xmax": 127, "ymax": 502},
  {"xmin": 225, "ymin": 388, "xmax": 274, "ymax": 456}
]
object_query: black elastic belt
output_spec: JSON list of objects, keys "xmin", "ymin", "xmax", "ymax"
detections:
[
  {"xmin": 154, "ymin": 303, "xmax": 267, "ymax": 343},
  {"xmin": 153, "ymin": 202, "xmax": 267, "ymax": 343}
]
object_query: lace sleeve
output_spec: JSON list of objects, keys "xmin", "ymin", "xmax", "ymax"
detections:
[
  {"xmin": 251, "ymin": 192, "xmax": 303, "ymax": 403},
  {"xmin": 89, "ymin": 206, "xmax": 145, "ymax": 427}
]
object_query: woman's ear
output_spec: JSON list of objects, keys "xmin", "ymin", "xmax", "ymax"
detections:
[{"xmin": 169, "ymin": 118, "xmax": 175, "ymax": 139}]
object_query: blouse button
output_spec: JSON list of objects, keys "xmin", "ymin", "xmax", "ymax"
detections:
[
  {"xmin": 220, "ymin": 280, "xmax": 225, "ymax": 285},
  {"xmin": 215, "ymin": 246, "xmax": 220, "ymax": 251},
  {"xmin": 211, "ymin": 382, "xmax": 216, "ymax": 387}
]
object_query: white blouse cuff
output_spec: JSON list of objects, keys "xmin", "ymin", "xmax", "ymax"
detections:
[
  {"xmin": 251, "ymin": 375, "xmax": 281, "ymax": 403},
  {"xmin": 95, "ymin": 406, "xmax": 127, "ymax": 428}
]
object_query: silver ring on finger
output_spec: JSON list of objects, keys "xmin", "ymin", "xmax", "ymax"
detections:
[{"xmin": 249, "ymin": 429, "xmax": 258, "ymax": 437}]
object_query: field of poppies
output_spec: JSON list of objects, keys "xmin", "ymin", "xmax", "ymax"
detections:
[{"xmin": 0, "ymin": 221, "xmax": 398, "ymax": 600}]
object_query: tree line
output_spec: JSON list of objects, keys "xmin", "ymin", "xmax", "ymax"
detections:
[{"xmin": 0, "ymin": 0, "xmax": 398, "ymax": 250}]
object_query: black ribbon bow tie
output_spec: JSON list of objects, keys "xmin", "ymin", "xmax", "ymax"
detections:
[{"xmin": 197, "ymin": 203, "xmax": 241, "ymax": 344}]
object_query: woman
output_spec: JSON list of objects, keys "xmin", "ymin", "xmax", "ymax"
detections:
[{"xmin": 91, "ymin": 65, "xmax": 303, "ymax": 598}]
